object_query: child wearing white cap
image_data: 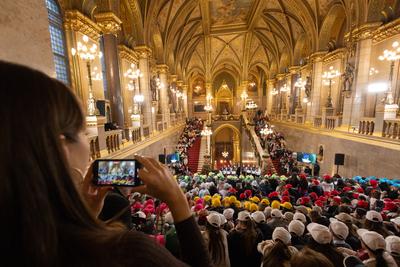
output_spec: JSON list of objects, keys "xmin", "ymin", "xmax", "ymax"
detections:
[
  {"xmin": 329, "ymin": 219, "xmax": 352, "ymax": 249},
  {"xmin": 289, "ymin": 220, "xmax": 306, "ymax": 250},
  {"xmin": 257, "ymin": 227, "xmax": 298, "ymax": 267},
  {"xmin": 386, "ymin": 236, "xmax": 400, "ymax": 266},
  {"xmin": 357, "ymin": 229, "xmax": 397, "ymax": 267}
]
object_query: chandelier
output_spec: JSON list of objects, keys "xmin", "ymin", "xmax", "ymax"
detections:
[
  {"xmin": 201, "ymin": 127, "xmax": 212, "ymax": 136},
  {"xmin": 271, "ymin": 88, "xmax": 279, "ymax": 95},
  {"xmin": 222, "ymin": 151, "xmax": 229, "ymax": 158},
  {"xmin": 246, "ymin": 100, "xmax": 258, "ymax": 110},
  {"xmin": 260, "ymin": 126, "xmax": 273, "ymax": 135}
]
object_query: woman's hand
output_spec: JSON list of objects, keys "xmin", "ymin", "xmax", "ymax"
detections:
[
  {"xmin": 135, "ymin": 155, "xmax": 191, "ymax": 223},
  {"xmin": 80, "ymin": 163, "xmax": 112, "ymax": 218}
]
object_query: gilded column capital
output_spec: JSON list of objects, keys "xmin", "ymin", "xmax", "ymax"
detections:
[
  {"xmin": 64, "ymin": 10, "xmax": 101, "ymax": 40},
  {"xmin": 156, "ymin": 64, "xmax": 169, "ymax": 74},
  {"xmin": 288, "ymin": 66, "xmax": 300, "ymax": 74},
  {"xmin": 94, "ymin": 12, "xmax": 122, "ymax": 36},
  {"xmin": 118, "ymin": 45, "xmax": 138, "ymax": 64},
  {"xmin": 181, "ymin": 84, "xmax": 189, "ymax": 91},
  {"xmin": 309, "ymin": 51, "xmax": 327, "ymax": 63},
  {"xmin": 170, "ymin": 74, "xmax": 178, "ymax": 82},
  {"xmin": 134, "ymin": 46, "xmax": 152, "ymax": 59},
  {"xmin": 275, "ymin": 73, "xmax": 286, "ymax": 80},
  {"xmin": 176, "ymin": 80, "xmax": 184, "ymax": 87},
  {"xmin": 323, "ymin": 48, "xmax": 347, "ymax": 63}
]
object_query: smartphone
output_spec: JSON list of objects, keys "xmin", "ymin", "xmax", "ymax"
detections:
[{"xmin": 92, "ymin": 159, "xmax": 143, "ymax": 187}]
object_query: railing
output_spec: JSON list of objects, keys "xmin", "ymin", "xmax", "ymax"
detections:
[
  {"xmin": 325, "ymin": 116, "xmax": 337, "ymax": 130},
  {"xmin": 314, "ymin": 116, "xmax": 322, "ymax": 128},
  {"xmin": 156, "ymin": 114, "xmax": 163, "ymax": 123},
  {"xmin": 242, "ymin": 114, "xmax": 266, "ymax": 167},
  {"xmin": 296, "ymin": 114, "xmax": 305, "ymax": 124},
  {"xmin": 212, "ymin": 114, "xmax": 240, "ymax": 121},
  {"xmin": 131, "ymin": 127, "xmax": 141, "ymax": 143},
  {"xmin": 105, "ymin": 129, "xmax": 123, "ymax": 154},
  {"xmin": 157, "ymin": 121, "xmax": 163, "ymax": 132},
  {"xmin": 359, "ymin": 118, "xmax": 375, "ymax": 135},
  {"xmin": 382, "ymin": 119, "xmax": 400, "ymax": 139},
  {"xmin": 88, "ymin": 135, "xmax": 101, "ymax": 160},
  {"xmin": 143, "ymin": 126, "xmax": 150, "ymax": 138},
  {"xmin": 290, "ymin": 114, "xmax": 296, "ymax": 122}
]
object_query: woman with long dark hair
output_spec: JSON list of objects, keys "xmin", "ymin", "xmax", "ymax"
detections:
[
  {"xmin": 0, "ymin": 61, "xmax": 211, "ymax": 266},
  {"xmin": 357, "ymin": 229, "xmax": 397, "ymax": 267},
  {"xmin": 202, "ymin": 213, "xmax": 230, "ymax": 267},
  {"xmin": 228, "ymin": 211, "xmax": 262, "ymax": 267}
]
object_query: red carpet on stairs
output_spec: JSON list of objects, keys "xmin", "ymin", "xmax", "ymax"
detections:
[
  {"xmin": 271, "ymin": 158, "xmax": 282, "ymax": 175},
  {"xmin": 187, "ymin": 137, "xmax": 201, "ymax": 173}
]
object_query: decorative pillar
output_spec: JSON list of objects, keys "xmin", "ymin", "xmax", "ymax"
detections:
[
  {"xmin": 308, "ymin": 52, "xmax": 326, "ymax": 123},
  {"xmin": 267, "ymin": 78, "xmax": 275, "ymax": 115},
  {"xmin": 157, "ymin": 64, "xmax": 170, "ymax": 128},
  {"xmin": 177, "ymin": 80, "xmax": 183, "ymax": 115},
  {"xmin": 182, "ymin": 84, "xmax": 189, "ymax": 118},
  {"xmin": 341, "ymin": 23, "xmax": 380, "ymax": 131},
  {"xmin": 95, "ymin": 12, "xmax": 125, "ymax": 129},
  {"xmin": 289, "ymin": 66, "xmax": 300, "ymax": 115},
  {"xmin": 135, "ymin": 46, "xmax": 153, "ymax": 133}
]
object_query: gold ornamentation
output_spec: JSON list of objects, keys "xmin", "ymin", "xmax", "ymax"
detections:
[
  {"xmin": 156, "ymin": 64, "xmax": 169, "ymax": 74},
  {"xmin": 64, "ymin": 10, "xmax": 101, "ymax": 40},
  {"xmin": 134, "ymin": 46, "xmax": 152, "ymax": 59},
  {"xmin": 373, "ymin": 18, "xmax": 400, "ymax": 43},
  {"xmin": 118, "ymin": 45, "xmax": 138, "ymax": 64},
  {"xmin": 94, "ymin": 12, "xmax": 122, "ymax": 35},
  {"xmin": 345, "ymin": 22, "xmax": 381, "ymax": 43},
  {"xmin": 323, "ymin": 48, "xmax": 346, "ymax": 63}
]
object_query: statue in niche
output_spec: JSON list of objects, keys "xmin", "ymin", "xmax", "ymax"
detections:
[
  {"xmin": 342, "ymin": 63, "xmax": 355, "ymax": 95},
  {"xmin": 150, "ymin": 76, "xmax": 157, "ymax": 101},
  {"xmin": 317, "ymin": 145, "xmax": 324, "ymax": 163},
  {"xmin": 305, "ymin": 76, "xmax": 312, "ymax": 98}
]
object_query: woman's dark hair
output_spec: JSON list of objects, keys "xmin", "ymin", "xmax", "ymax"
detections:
[
  {"xmin": 290, "ymin": 248, "xmax": 334, "ymax": 267},
  {"xmin": 362, "ymin": 240, "xmax": 389, "ymax": 267},
  {"xmin": 205, "ymin": 222, "xmax": 226, "ymax": 265},
  {"xmin": 364, "ymin": 220, "xmax": 391, "ymax": 238},
  {"xmin": 306, "ymin": 238, "xmax": 345, "ymax": 267},
  {"xmin": 262, "ymin": 240, "xmax": 291, "ymax": 267},
  {"xmin": 239, "ymin": 219, "xmax": 258, "ymax": 256},
  {"xmin": 0, "ymin": 61, "xmax": 122, "ymax": 266}
]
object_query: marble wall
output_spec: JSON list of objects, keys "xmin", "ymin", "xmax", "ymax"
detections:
[
  {"xmin": 0, "ymin": 0, "xmax": 55, "ymax": 76},
  {"xmin": 274, "ymin": 123, "xmax": 400, "ymax": 179}
]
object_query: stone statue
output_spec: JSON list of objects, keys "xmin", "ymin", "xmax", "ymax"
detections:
[
  {"xmin": 150, "ymin": 76, "xmax": 157, "ymax": 101},
  {"xmin": 342, "ymin": 63, "xmax": 355, "ymax": 93},
  {"xmin": 305, "ymin": 76, "xmax": 312, "ymax": 98}
]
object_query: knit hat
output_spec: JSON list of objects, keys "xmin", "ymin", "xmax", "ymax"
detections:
[
  {"xmin": 366, "ymin": 210, "xmax": 383, "ymax": 222},
  {"xmin": 284, "ymin": 211, "xmax": 294, "ymax": 221},
  {"xmin": 272, "ymin": 227, "xmax": 291, "ymax": 245},
  {"xmin": 289, "ymin": 219, "xmax": 305, "ymax": 236},
  {"xmin": 295, "ymin": 205, "xmax": 308, "ymax": 215},
  {"xmin": 237, "ymin": 210, "xmax": 251, "ymax": 221},
  {"xmin": 260, "ymin": 198, "xmax": 270, "ymax": 206},
  {"xmin": 386, "ymin": 236, "xmax": 400, "ymax": 256},
  {"xmin": 271, "ymin": 209, "xmax": 283, "ymax": 218},
  {"xmin": 335, "ymin": 212, "xmax": 353, "ymax": 224},
  {"xmin": 307, "ymin": 223, "xmax": 332, "ymax": 244},
  {"xmin": 329, "ymin": 220, "xmax": 349, "ymax": 240},
  {"xmin": 206, "ymin": 212, "xmax": 222, "ymax": 227},
  {"xmin": 251, "ymin": 211, "xmax": 266, "ymax": 223},
  {"xmin": 281, "ymin": 196, "xmax": 290, "ymax": 203},
  {"xmin": 357, "ymin": 229, "xmax": 385, "ymax": 251},
  {"xmin": 271, "ymin": 200, "xmax": 281, "ymax": 209},
  {"xmin": 281, "ymin": 202, "xmax": 293, "ymax": 210},
  {"xmin": 223, "ymin": 208, "xmax": 234, "ymax": 220},
  {"xmin": 293, "ymin": 212, "xmax": 306, "ymax": 223}
]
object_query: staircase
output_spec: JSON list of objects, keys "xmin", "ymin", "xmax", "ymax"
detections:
[
  {"xmin": 187, "ymin": 136, "xmax": 202, "ymax": 174},
  {"xmin": 196, "ymin": 135, "xmax": 207, "ymax": 172}
]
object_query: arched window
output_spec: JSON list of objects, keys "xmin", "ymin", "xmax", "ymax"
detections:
[{"xmin": 45, "ymin": 0, "xmax": 70, "ymax": 85}]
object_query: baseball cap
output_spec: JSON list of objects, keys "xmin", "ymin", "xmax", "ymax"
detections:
[
  {"xmin": 293, "ymin": 212, "xmax": 306, "ymax": 223},
  {"xmin": 295, "ymin": 205, "xmax": 309, "ymax": 215},
  {"xmin": 284, "ymin": 211, "xmax": 294, "ymax": 221},
  {"xmin": 329, "ymin": 220, "xmax": 349, "ymax": 240},
  {"xmin": 219, "ymin": 213, "xmax": 227, "ymax": 225},
  {"xmin": 335, "ymin": 212, "xmax": 353, "ymax": 224},
  {"xmin": 237, "ymin": 210, "xmax": 251, "ymax": 221},
  {"xmin": 223, "ymin": 208, "xmax": 234, "ymax": 220},
  {"xmin": 386, "ymin": 236, "xmax": 400, "ymax": 256},
  {"xmin": 251, "ymin": 211, "xmax": 266, "ymax": 223},
  {"xmin": 264, "ymin": 206, "xmax": 272, "ymax": 218},
  {"xmin": 273, "ymin": 227, "xmax": 291, "ymax": 245},
  {"xmin": 281, "ymin": 202, "xmax": 293, "ymax": 210},
  {"xmin": 366, "ymin": 210, "xmax": 383, "ymax": 222},
  {"xmin": 271, "ymin": 209, "xmax": 283, "ymax": 218},
  {"xmin": 206, "ymin": 212, "xmax": 222, "ymax": 227},
  {"xmin": 307, "ymin": 223, "xmax": 332, "ymax": 244},
  {"xmin": 390, "ymin": 217, "xmax": 400, "ymax": 226},
  {"xmin": 357, "ymin": 229, "xmax": 385, "ymax": 251},
  {"xmin": 343, "ymin": 255, "xmax": 365, "ymax": 267},
  {"xmin": 289, "ymin": 219, "xmax": 305, "ymax": 236}
]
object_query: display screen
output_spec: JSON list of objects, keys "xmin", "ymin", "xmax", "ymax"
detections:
[
  {"xmin": 96, "ymin": 160, "xmax": 142, "ymax": 186},
  {"xmin": 297, "ymin": 152, "xmax": 317, "ymax": 164},
  {"xmin": 167, "ymin": 153, "xmax": 180, "ymax": 164}
]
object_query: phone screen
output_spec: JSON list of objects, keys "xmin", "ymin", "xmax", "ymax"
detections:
[{"xmin": 93, "ymin": 160, "xmax": 143, "ymax": 187}]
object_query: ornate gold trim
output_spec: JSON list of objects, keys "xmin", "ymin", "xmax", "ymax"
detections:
[
  {"xmin": 64, "ymin": 10, "xmax": 101, "ymax": 40},
  {"xmin": 323, "ymin": 48, "xmax": 346, "ymax": 63},
  {"xmin": 345, "ymin": 22, "xmax": 381, "ymax": 43},
  {"xmin": 156, "ymin": 64, "xmax": 169, "ymax": 74},
  {"xmin": 309, "ymin": 51, "xmax": 327, "ymax": 62},
  {"xmin": 288, "ymin": 66, "xmax": 300, "ymax": 74},
  {"xmin": 373, "ymin": 18, "xmax": 400, "ymax": 43},
  {"xmin": 134, "ymin": 45, "xmax": 152, "ymax": 59},
  {"xmin": 118, "ymin": 45, "xmax": 138, "ymax": 63},
  {"xmin": 94, "ymin": 12, "xmax": 122, "ymax": 35}
]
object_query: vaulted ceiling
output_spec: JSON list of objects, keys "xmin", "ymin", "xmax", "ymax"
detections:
[{"xmin": 60, "ymin": 0, "xmax": 400, "ymax": 83}]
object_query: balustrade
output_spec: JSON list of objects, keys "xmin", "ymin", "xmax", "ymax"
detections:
[
  {"xmin": 382, "ymin": 119, "xmax": 400, "ymax": 139},
  {"xmin": 143, "ymin": 126, "xmax": 150, "ymax": 138},
  {"xmin": 313, "ymin": 116, "xmax": 322, "ymax": 128},
  {"xmin": 358, "ymin": 118, "xmax": 375, "ymax": 135},
  {"xmin": 88, "ymin": 135, "xmax": 100, "ymax": 160},
  {"xmin": 105, "ymin": 130, "xmax": 123, "ymax": 154},
  {"xmin": 131, "ymin": 127, "xmax": 141, "ymax": 143}
]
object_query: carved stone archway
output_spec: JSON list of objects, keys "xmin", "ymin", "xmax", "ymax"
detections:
[{"xmin": 215, "ymin": 80, "xmax": 234, "ymax": 115}]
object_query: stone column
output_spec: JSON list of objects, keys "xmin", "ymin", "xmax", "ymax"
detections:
[
  {"xmin": 341, "ymin": 23, "xmax": 380, "ymax": 131},
  {"xmin": 95, "ymin": 12, "xmax": 125, "ymax": 129},
  {"xmin": 308, "ymin": 52, "xmax": 326, "ymax": 123},
  {"xmin": 177, "ymin": 80, "xmax": 183, "ymax": 115},
  {"xmin": 267, "ymin": 79, "xmax": 275, "ymax": 115},
  {"xmin": 157, "ymin": 64, "xmax": 170, "ymax": 128},
  {"xmin": 135, "ymin": 46, "xmax": 153, "ymax": 133},
  {"xmin": 182, "ymin": 84, "xmax": 189, "ymax": 118}
]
